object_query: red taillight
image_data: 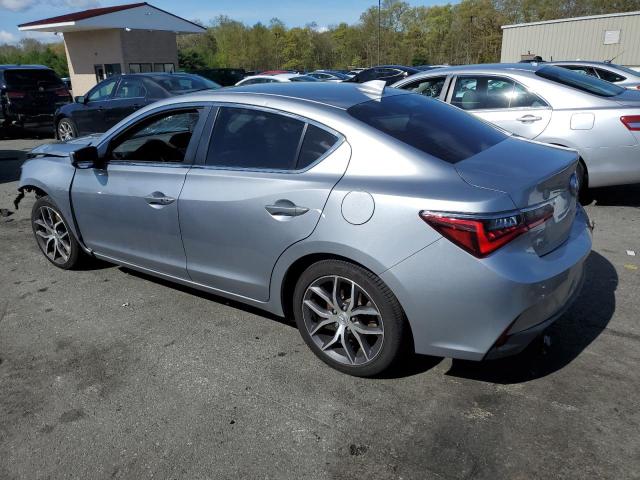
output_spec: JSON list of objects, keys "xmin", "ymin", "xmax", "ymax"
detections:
[
  {"xmin": 420, "ymin": 205, "xmax": 553, "ymax": 258},
  {"xmin": 6, "ymin": 90, "xmax": 25, "ymax": 99},
  {"xmin": 621, "ymin": 115, "xmax": 640, "ymax": 131}
]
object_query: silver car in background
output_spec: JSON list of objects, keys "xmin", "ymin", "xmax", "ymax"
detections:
[
  {"xmin": 393, "ymin": 63, "xmax": 640, "ymax": 191},
  {"xmin": 18, "ymin": 82, "xmax": 591, "ymax": 376},
  {"xmin": 548, "ymin": 61, "xmax": 640, "ymax": 89}
]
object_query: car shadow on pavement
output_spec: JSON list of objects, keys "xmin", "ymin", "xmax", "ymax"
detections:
[
  {"xmin": 445, "ymin": 251, "xmax": 617, "ymax": 384},
  {"xmin": 119, "ymin": 267, "xmax": 296, "ymax": 329},
  {"xmin": 590, "ymin": 183, "xmax": 640, "ymax": 207},
  {"xmin": 0, "ymin": 150, "xmax": 28, "ymax": 183}
]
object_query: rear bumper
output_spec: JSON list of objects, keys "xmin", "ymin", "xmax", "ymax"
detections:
[
  {"xmin": 2, "ymin": 112, "xmax": 54, "ymax": 129},
  {"xmin": 380, "ymin": 206, "xmax": 592, "ymax": 361}
]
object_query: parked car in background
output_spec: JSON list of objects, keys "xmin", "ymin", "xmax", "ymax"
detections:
[
  {"xmin": 346, "ymin": 68, "xmax": 365, "ymax": 78},
  {"xmin": 345, "ymin": 65, "xmax": 419, "ymax": 85},
  {"xmin": 61, "ymin": 77, "xmax": 72, "ymax": 92},
  {"xmin": 307, "ymin": 70, "xmax": 350, "ymax": 82},
  {"xmin": 1, "ymin": 65, "xmax": 71, "ymax": 134},
  {"xmin": 55, "ymin": 72, "xmax": 220, "ymax": 140},
  {"xmin": 260, "ymin": 70, "xmax": 296, "ymax": 75},
  {"xmin": 234, "ymin": 73, "xmax": 318, "ymax": 86},
  {"xmin": 19, "ymin": 82, "xmax": 591, "ymax": 376},
  {"xmin": 393, "ymin": 63, "xmax": 640, "ymax": 192},
  {"xmin": 548, "ymin": 61, "xmax": 640, "ymax": 89},
  {"xmin": 191, "ymin": 68, "xmax": 246, "ymax": 86},
  {"xmin": 414, "ymin": 64, "xmax": 448, "ymax": 71}
]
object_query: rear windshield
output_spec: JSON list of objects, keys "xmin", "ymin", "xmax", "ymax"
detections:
[
  {"xmin": 151, "ymin": 74, "xmax": 220, "ymax": 93},
  {"xmin": 4, "ymin": 69, "xmax": 63, "ymax": 89},
  {"xmin": 347, "ymin": 93, "xmax": 506, "ymax": 163},
  {"xmin": 536, "ymin": 65, "xmax": 624, "ymax": 97},
  {"xmin": 609, "ymin": 63, "xmax": 640, "ymax": 77}
]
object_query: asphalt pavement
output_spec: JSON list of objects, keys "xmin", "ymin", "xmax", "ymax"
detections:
[{"xmin": 0, "ymin": 138, "xmax": 639, "ymax": 479}]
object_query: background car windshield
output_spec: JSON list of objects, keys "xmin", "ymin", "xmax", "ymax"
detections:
[
  {"xmin": 536, "ymin": 66, "xmax": 624, "ymax": 97},
  {"xmin": 152, "ymin": 74, "xmax": 220, "ymax": 93},
  {"xmin": 4, "ymin": 69, "xmax": 63, "ymax": 89},
  {"xmin": 347, "ymin": 93, "xmax": 506, "ymax": 163}
]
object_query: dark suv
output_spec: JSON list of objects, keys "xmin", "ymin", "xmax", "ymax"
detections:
[{"xmin": 0, "ymin": 65, "xmax": 71, "ymax": 134}]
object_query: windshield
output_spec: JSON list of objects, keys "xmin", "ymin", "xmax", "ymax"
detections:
[
  {"xmin": 4, "ymin": 69, "xmax": 64, "ymax": 90},
  {"xmin": 347, "ymin": 93, "xmax": 507, "ymax": 164},
  {"xmin": 536, "ymin": 65, "xmax": 624, "ymax": 97},
  {"xmin": 152, "ymin": 74, "xmax": 221, "ymax": 93},
  {"xmin": 289, "ymin": 75, "xmax": 318, "ymax": 82}
]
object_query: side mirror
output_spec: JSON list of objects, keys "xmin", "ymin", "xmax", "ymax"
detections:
[
  {"xmin": 70, "ymin": 146, "xmax": 105, "ymax": 169},
  {"xmin": 74, "ymin": 95, "xmax": 86, "ymax": 104}
]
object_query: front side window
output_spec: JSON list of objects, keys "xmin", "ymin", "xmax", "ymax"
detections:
[
  {"xmin": 109, "ymin": 109, "xmax": 201, "ymax": 163},
  {"xmin": 536, "ymin": 65, "xmax": 624, "ymax": 97},
  {"xmin": 451, "ymin": 76, "xmax": 547, "ymax": 110},
  {"xmin": 87, "ymin": 78, "xmax": 117, "ymax": 102},
  {"xmin": 114, "ymin": 77, "xmax": 146, "ymax": 99},
  {"xmin": 206, "ymin": 107, "xmax": 340, "ymax": 171},
  {"xmin": 347, "ymin": 93, "xmax": 507, "ymax": 164},
  {"xmin": 402, "ymin": 76, "xmax": 446, "ymax": 98}
]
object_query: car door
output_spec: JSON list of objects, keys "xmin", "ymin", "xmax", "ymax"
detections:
[
  {"xmin": 73, "ymin": 77, "xmax": 119, "ymax": 135},
  {"xmin": 104, "ymin": 76, "xmax": 148, "ymax": 129},
  {"xmin": 448, "ymin": 74, "xmax": 552, "ymax": 139},
  {"xmin": 179, "ymin": 105, "xmax": 350, "ymax": 301},
  {"xmin": 71, "ymin": 105, "xmax": 209, "ymax": 278}
]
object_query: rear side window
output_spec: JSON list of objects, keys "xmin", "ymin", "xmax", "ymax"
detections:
[
  {"xmin": 298, "ymin": 124, "xmax": 339, "ymax": 169},
  {"xmin": 206, "ymin": 107, "xmax": 339, "ymax": 171},
  {"xmin": 536, "ymin": 66, "xmax": 624, "ymax": 97},
  {"xmin": 595, "ymin": 67, "xmax": 625, "ymax": 83},
  {"xmin": 207, "ymin": 107, "xmax": 305, "ymax": 170},
  {"xmin": 347, "ymin": 93, "xmax": 507, "ymax": 164},
  {"xmin": 4, "ymin": 69, "xmax": 63, "ymax": 89}
]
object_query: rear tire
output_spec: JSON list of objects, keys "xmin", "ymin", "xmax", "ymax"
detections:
[
  {"xmin": 293, "ymin": 259, "xmax": 407, "ymax": 377},
  {"xmin": 57, "ymin": 117, "xmax": 77, "ymax": 141},
  {"xmin": 577, "ymin": 161, "xmax": 592, "ymax": 205},
  {"xmin": 31, "ymin": 196, "xmax": 84, "ymax": 269}
]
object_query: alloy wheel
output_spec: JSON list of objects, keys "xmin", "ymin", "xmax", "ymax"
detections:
[
  {"xmin": 302, "ymin": 275, "xmax": 384, "ymax": 366},
  {"xmin": 58, "ymin": 121, "xmax": 74, "ymax": 141},
  {"xmin": 33, "ymin": 206, "xmax": 71, "ymax": 265}
]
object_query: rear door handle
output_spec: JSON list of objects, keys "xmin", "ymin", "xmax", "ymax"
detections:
[
  {"xmin": 265, "ymin": 201, "xmax": 309, "ymax": 217},
  {"xmin": 516, "ymin": 115, "xmax": 542, "ymax": 123},
  {"xmin": 144, "ymin": 191, "xmax": 175, "ymax": 206}
]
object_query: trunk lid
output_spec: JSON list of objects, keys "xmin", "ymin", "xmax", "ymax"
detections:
[{"xmin": 455, "ymin": 137, "xmax": 579, "ymax": 256}]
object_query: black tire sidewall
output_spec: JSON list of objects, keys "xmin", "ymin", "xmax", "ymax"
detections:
[
  {"xmin": 31, "ymin": 196, "xmax": 81, "ymax": 269},
  {"xmin": 293, "ymin": 259, "xmax": 406, "ymax": 377}
]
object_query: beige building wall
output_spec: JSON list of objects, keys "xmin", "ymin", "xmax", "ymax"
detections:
[
  {"xmin": 501, "ymin": 12, "xmax": 640, "ymax": 67},
  {"xmin": 63, "ymin": 29, "xmax": 179, "ymax": 96},
  {"xmin": 63, "ymin": 29, "xmax": 124, "ymax": 96}
]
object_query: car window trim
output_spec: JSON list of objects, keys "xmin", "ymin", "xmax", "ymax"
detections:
[
  {"xmin": 446, "ymin": 74, "xmax": 551, "ymax": 111},
  {"xmin": 193, "ymin": 101, "xmax": 345, "ymax": 174},
  {"xmin": 96, "ymin": 103, "xmax": 211, "ymax": 167}
]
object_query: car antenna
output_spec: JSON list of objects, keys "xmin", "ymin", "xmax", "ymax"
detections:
[
  {"xmin": 605, "ymin": 50, "xmax": 624, "ymax": 64},
  {"xmin": 358, "ymin": 79, "xmax": 386, "ymax": 98}
]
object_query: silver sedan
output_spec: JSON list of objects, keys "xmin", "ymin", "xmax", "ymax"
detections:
[
  {"xmin": 18, "ymin": 82, "xmax": 591, "ymax": 376},
  {"xmin": 393, "ymin": 63, "xmax": 640, "ymax": 191}
]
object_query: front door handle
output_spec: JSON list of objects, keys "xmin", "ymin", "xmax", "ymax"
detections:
[
  {"xmin": 516, "ymin": 115, "xmax": 542, "ymax": 123},
  {"xmin": 265, "ymin": 200, "xmax": 309, "ymax": 217},
  {"xmin": 144, "ymin": 191, "xmax": 175, "ymax": 206}
]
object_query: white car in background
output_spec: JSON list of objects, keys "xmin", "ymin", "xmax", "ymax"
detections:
[
  {"xmin": 393, "ymin": 63, "xmax": 640, "ymax": 192},
  {"xmin": 235, "ymin": 73, "xmax": 318, "ymax": 86}
]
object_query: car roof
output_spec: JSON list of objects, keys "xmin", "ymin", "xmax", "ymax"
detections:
[
  {"xmin": 397, "ymin": 63, "xmax": 544, "ymax": 79},
  {"xmin": 164, "ymin": 81, "xmax": 412, "ymax": 110},
  {"xmin": 0, "ymin": 64, "xmax": 53, "ymax": 71}
]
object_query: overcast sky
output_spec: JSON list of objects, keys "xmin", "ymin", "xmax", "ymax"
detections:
[{"xmin": 0, "ymin": 0, "xmax": 447, "ymax": 44}]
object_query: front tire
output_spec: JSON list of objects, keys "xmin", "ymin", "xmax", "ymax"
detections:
[
  {"xmin": 31, "ymin": 196, "xmax": 84, "ymax": 269},
  {"xmin": 57, "ymin": 117, "xmax": 77, "ymax": 141},
  {"xmin": 293, "ymin": 260, "xmax": 407, "ymax": 377}
]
